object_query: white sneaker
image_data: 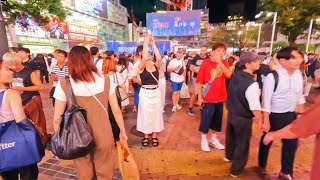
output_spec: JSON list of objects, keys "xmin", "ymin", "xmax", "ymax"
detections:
[
  {"xmin": 223, "ymin": 157, "xmax": 231, "ymax": 162},
  {"xmin": 209, "ymin": 138, "xmax": 225, "ymax": 150},
  {"xmin": 200, "ymin": 140, "xmax": 211, "ymax": 152},
  {"xmin": 175, "ymin": 104, "xmax": 182, "ymax": 109},
  {"xmin": 172, "ymin": 106, "xmax": 177, "ymax": 112}
]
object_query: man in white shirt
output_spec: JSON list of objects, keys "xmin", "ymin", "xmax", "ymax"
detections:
[
  {"xmin": 90, "ymin": 46, "xmax": 103, "ymax": 74},
  {"xmin": 167, "ymin": 50, "xmax": 186, "ymax": 112},
  {"xmin": 259, "ymin": 47, "xmax": 305, "ymax": 180}
]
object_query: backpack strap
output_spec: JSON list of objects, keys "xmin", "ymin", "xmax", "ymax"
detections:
[
  {"xmin": 119, "ymin": 66, "xmax": 127, "ymax": 73},
  {"xmin": 0, "ymin": 90, "xmax": 6, "ymax": 107},
  {"xmin": 271, "ymin": 71, "xmax": 279, "ymax": 92}
]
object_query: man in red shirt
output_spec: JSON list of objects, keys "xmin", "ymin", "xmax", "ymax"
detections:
[{"xmin": 197, "ymin": 42, "xmax": 232, "ymax": 152}]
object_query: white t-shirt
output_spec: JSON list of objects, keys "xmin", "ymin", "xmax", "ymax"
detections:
[
  {"xmin": 168, "ymin": 58, "xmax": 185, "ymax": 82},
  {"xmin": 94, "ymin": 57, "xmax": 103, "ymax": 74},
  {"xmin": 115, "ymin": 65, "xmax": 128, "ymax": 85},
  {"xmin": 128, "ymin": 62, "xmax": 134, "ymax": 79},
  {"xmin": 131, "ymin": 60, "xmax": 141, "ymax": 80},
  {"xmin": 54, "ymin": 73, "xmax": 116, "ymax": 102}
]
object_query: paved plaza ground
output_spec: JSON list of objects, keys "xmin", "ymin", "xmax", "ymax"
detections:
[{"xmin": 34, "ymin": 82, "xmax": 317, "ymax": 179}]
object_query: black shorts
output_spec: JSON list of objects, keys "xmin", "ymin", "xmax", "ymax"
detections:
[{"xmin": 199, "ymin": 102, "xmax": 224, "ymax": 133}]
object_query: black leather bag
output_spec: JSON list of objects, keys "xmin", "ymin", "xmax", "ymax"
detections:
[{"xmin": 50, "ymin": 76, "xmax": 95, "ymax": 160}]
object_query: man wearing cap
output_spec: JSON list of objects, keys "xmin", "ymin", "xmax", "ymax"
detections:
[
  {"xmin": 258, "ymin": 47, "xmax": 305, "ymax": 180},
  {"xmin": 225, "ymin": 51, "xmax": 264, "ymax": 177}
]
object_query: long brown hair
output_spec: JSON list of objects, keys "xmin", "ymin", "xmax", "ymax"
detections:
[
  {"xmin": 102, "ymin": 57, "xmax": 116, "ymax": 74},
  {"xmin": 67, "ymin": 46, "xmax": 99, "ymax": 82}
]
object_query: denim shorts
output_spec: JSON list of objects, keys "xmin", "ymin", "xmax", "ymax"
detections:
[{"xmin": 171, "ymin": 81, "xmax": 183, "ymax": 92}]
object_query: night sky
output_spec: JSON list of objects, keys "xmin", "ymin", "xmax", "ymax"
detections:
[{"xmin": 120, "ymin": 0, "xmax": 257, "ymax": 25}]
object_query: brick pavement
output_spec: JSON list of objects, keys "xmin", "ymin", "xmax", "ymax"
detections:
[{"xmin": 35, "ymin": 82, "xmax": 317, "ymax": 179}]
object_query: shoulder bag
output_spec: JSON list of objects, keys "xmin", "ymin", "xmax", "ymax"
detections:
[
  {"xmin": 202, "ymin": 65, "xmax": 220, "ymax": 98},
  {"xmin": 50, "ymin": 76, "xmax": 95, "ymax": 160},
  {"xmin": 114, "ymin": 73, "xmax": 128, "ymax": 102},
  {"xmin": 0, "ymin": 91, "xmax": 44, "ymax": 172}
]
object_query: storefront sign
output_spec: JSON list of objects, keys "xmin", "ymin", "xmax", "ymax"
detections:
[
  {"xmin": 107, "ymin": 41, "xmax": 171, "ymax": 55},
  {"xmin": 68, "ymin": 22, "xmax": 99, "ymax": 43}
]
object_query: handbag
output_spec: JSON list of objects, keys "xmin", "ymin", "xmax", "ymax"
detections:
[
  {"xmin": 114, "ymin": 73, "xmax": 128, "ymax": 102},
  {"xmin": 180, "ymin": 83, "xmax": 190, "ymax": 98},
  {"xmin": 202, "ymin": 65, "xmax": 220, "ymax": 98},
  {"xmin": 116, "ymin": 141, "xmax": 140, "ymax": 180},
  {"xmin": 174, "ymin": 60, "xmax": 184, "ymax": 75},
  {"xmin": 50, "ymin": 76, "xmax": 95, "ymax": 160},
  {"xmin": 0, "ymin": 91, "xmax": 45, "ymax": 172}
]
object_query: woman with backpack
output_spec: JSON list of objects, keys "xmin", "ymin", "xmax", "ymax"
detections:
[{"xmin": 53, "ymin": 46, "xmax": 127, "ymax": 179}]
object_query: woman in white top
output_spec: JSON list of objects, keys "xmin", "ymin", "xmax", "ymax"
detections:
[
  {"xmin": 53, "ymin": 46, "xmax": 128, "ymax": 179},
  {"xmin": 0, "ymin": 59, "xmax": 39, "ymax": 179},
  {"xmin": 116, "ymin": 54, "xmax": 129, "ymax": 112}
]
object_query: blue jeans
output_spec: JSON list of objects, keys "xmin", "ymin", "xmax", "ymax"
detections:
[{"xmin": 133, "ymin": 83, "xmax": 141, "ymax": 106}]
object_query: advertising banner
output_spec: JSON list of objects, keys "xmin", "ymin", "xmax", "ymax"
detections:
[
  {"xmin": 107, "ymin": 41, "xmax": 171, "ymax": 55},
  {"xmin": 147, "ymin": 10, "xmax": 201, "ymax": 37},
  {"xmin": 43, "ymin": 17, "xmax": 68, "ymax": 40},
  {"xmin": 14, "ymin": 12, "xmax": 47, "ymax": 38},
  {"xmin": 68, "ymin": 22, "xmax": 99, "ymax": 43},
  {"xmin": 74, "ymin": 0, "xmax": 108, "ymax": 19}
]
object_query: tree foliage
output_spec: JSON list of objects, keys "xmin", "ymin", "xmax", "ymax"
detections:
[
  {"xmin": 1, "ymin": 0, "xmax": 68, "ymax": 25},
  {"xmin": 208, "ymin": 24, "xmax": 260, "ymax": 50},
  {"xmin": 259, "ymin": 0, "xmax": 320, "ymax": 44}
]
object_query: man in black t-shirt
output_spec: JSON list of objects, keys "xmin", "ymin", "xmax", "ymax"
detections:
[
  {"xmin": 188, "ymin": 45, "xmax": 209, "ymax": 115},
  {"xmin": 18, "ymin": 47, "xmax": 39, "ymax": 71}
]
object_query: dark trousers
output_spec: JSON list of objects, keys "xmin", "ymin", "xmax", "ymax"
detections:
[
  {"xmin": 133, "ymin": 83, "xmax": 141, "ymax": 106},
  {"xmin": 0, "ymin": 164, "xmax": 39, "ymax": 180},
  {"xmin": 40, "ymin": 70, "xmax": 49, "ymax": 83},
  {"xmin": 225, "ymin": 113, "xmax": 252, "ymax": 175},
  {"xmin": 258, "ymin": 112, "xmax": 298, "ymax": 174}
]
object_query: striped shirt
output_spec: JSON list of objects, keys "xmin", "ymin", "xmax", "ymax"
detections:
[{"xmin": 51, "ymin": 64, "xmax": 69, "ymax": 87}]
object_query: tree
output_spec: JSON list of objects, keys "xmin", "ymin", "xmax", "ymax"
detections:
[
  {"xmin": 208, "ymin": 24, "xmax": 260, "ymax": 51},
  {"xmin": 0, "ymin": 0, "xmax": 68, "ymax": 57},
  {"xmin": 260, "ymin": 0, "xmax": 320, "ymax": 45}
]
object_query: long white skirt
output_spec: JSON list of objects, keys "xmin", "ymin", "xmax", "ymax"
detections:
[{"xmin": 136, "ymin": 87, "xmax": 164, "ymax": 134}]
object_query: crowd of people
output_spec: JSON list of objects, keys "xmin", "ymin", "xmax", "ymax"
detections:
[{"xmin": 1, "ymin": 34, "xmax": 320, "ymax": 180}]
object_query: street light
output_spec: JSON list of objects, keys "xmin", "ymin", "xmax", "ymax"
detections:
[
  {"xmin": 269, "ymin": 12, "xmax": 277, "ymax": 56},
  {"xmin": 256, "ymin": 23, "xmax": 262, "ymax": 52},
  {"xmin": 306, "ymin": 18, "xmax": 320, "ymax": 53}
]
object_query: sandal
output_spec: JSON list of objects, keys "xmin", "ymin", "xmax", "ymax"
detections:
[
  {"xmin": 152, "ymin": 138, "xmax": 159, "ymax": 147},
  {"xmin": 142, "ymin": 138, "xmax": 149, "ymax": 147},
  {"xmin": 132, "ymin": 106, "xmax": 137, "ymax": 113}
]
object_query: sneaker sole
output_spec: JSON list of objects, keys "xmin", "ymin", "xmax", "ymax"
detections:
[{"xmin": 209, "ymin": 142, "xmax": 225, "ymax": 150}]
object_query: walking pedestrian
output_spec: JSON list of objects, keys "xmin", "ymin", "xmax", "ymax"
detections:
[
  {"xmin": 225, "ymin": 52, "xmax": 264, "ymax": 177},
  {"xmin": 258, "ymin": 47, "xmax": 306, "ymax": 179},
  {"xmin": 53, "ymin": 46, "xmax": 127, "ymax": 179}
]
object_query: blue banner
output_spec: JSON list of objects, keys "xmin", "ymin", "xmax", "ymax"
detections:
[
  {"xmin": 147, "ymin": 10, "xmax": 201, "ymax": 37},
  {"xmin": 107, "ymin": 41, "xmax": 171, "ymax": 55}
]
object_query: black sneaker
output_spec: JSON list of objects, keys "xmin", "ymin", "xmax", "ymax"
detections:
[{"xmin": 188, "ymin": 108, "xmax": 194, "ymax": 115}]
